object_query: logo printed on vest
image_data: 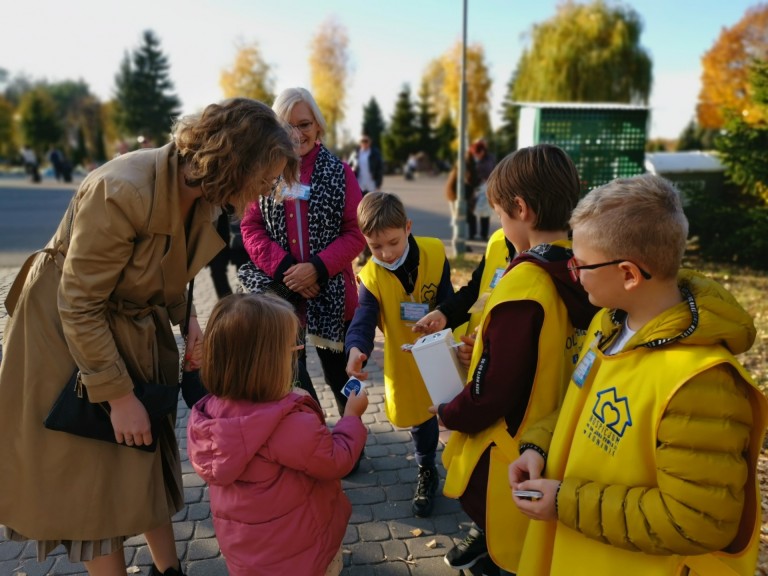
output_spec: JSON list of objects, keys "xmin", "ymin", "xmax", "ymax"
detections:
[{"xmin": 584, "ymin": 387, "xmax": 633, "ymax": 456}]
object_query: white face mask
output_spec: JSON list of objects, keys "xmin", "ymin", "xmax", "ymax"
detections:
[{"xmin": 372, "ymin": 241, "xmax": 410, "ymax": 271}]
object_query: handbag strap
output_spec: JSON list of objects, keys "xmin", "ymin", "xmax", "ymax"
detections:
[{"xmin": 182, "ymin": 278, "xmax": 195, "ymax": 337}]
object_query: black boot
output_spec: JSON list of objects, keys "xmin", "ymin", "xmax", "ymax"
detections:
[
  {"xmin": 411, "ymin": 465, "xmax": 439, "ymax": 517},
  {"xmin": 149, "ymin": 561, "xmax": 185, "ymax": 576}
]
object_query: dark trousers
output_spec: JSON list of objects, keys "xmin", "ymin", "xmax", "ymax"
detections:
[
  {"xmin": 411, "ymin": 415, "xmax": 439, "ymax": 468},
  {"xmin": 295, "ymin": 322, "xmax": 351, "ymax": 416},
  {"xmin": 208, "ymin": 212, "xmax": 233, "ymax": 299},
  {"xmin": 479, "ymin": 216, "xmax": 490, "ymax": 240}
]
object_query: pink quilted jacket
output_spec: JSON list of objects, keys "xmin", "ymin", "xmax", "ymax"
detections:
[{"xmin": 187, "ymin": 392, "xmax": 367, "ymax": 576}]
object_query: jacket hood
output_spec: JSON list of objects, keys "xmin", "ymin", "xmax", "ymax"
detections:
[
  {"xmin": 513, "ymin": 242, "xmax": 600, "ymax": 330},
  {"xmin": 187, "ymin": 392, "xmax": 320, "ymax": 486},
  {"xmin": 603, "ymin": 268, "xmax": 756, "ymax": 355}
]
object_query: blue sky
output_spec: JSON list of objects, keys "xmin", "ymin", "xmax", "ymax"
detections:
[{"xmin": 1, "ymin": 0, "xmax": 759, "ymax": 141}]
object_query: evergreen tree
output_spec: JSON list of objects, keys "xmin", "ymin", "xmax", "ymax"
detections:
[
  {"xmin": 382, "ymin": 85, "xmax": 418, "ymax": 167},
  {"xmin": 18, "ymin": 88, "xmax": 62, "ymax": 155},
  {"xmin": 415, "ymin": 80, "xmax": 437, "ymax": 160},
  {"xmin": 433, "ymin": 114, "xmax": 456, "ymax": 169},
  {"xmin": 716, "ymin": 59, "xmax": 768, "ymax": 203},
  {"xmin": 361, "ymin": 97, "xmax": 386, "ymax": 150},
  {"xmin": 0, "ymin": 96, "xmax": 14, "ymax": 161},
  {"xmin": 496, "ymin": 72, "xmax": 519, "ymax": 156},
  {"xmin": 676, "ymin": 120, "xmax": 719, "ymax": 151},
  {"xmin": 113, "ymin": 30, "xmax": 181, "ymax": 146}
]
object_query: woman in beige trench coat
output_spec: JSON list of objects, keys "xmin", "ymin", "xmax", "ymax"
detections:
[{"xmin": 0, "ymin": 98, "xmax": 299, "ymax": 576}]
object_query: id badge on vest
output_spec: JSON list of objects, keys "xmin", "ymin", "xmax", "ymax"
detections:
[
  {"xmin": 468, "ymin": 268, "xmax": 506, "ymax": 314},
  {"xmin": 283, "ymin": 183, "xmax": 311, "ymax": 200},
  {"xmin": 573, "ymin": 332, "xmax": 602, "ymax": 389},
  {"xmin": 401, "ymin": 302, "xmax": 429, "ymax": 323}
]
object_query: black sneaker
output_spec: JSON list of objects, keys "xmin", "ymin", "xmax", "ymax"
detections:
[
  {"xmin": 412, "ymin": 465, "xmax": 439, "ymax": 517},
  {"xmin": 444, "ymin": 525, "xmax": 488, "ymax": 570}
]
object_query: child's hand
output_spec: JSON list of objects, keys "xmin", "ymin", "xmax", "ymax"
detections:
[
  {"xmin": 412, "ymin": 310, "xmax": 447, "ymax": 334},
  {"xmin": 457, "ymin": 334, "xmax": 475, "ymax": 368},
  {"xmin": 346, "ymin": 348, "xmax": 369, "ymax": 380},
  {"xmin": 509, "ymin": 448, "xmax": 546, "ymax": 485},
  {"xmin": 427, "ymin": 405, "xmax": 444, "ymax": 426},
  {"xmin": 512, "ymin": 479, "xmax": 560, "ymax": 521},
  {"xmin": 185, "ymin": 316, "xmax": 204, "ymax": 370},
  {"xmin": 343, "ymin": 389, "xmax": 369, "ymax": 418}
]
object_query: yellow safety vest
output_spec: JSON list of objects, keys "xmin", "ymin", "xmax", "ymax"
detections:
[
  {"xmin": 442, "ymin": 246, "xmax": 585, "ymax": 572},
  {"xmin": 519, "ymin": 312, "xmax": 768, "ymax": 576},
  {"xmin": 357, "ymin": 236, "xmax": 447, "ymax": 428},
  {"xmin": 454, "ymin": 228, "xmax": 510, "ymax": 339}
]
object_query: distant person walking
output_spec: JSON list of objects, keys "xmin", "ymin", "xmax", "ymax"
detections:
[
  {"xmin": 350, "ymin": 134, "xmax": 384, "ymax": 264},
  {"xmin": 470, "ymin": 140, "xmax": 496, "ymax": 241},
  {"xmin": 20, "ymin": 146, "xmax": 40, "ymax": 183}
]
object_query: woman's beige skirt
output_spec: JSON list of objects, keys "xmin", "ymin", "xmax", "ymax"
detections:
[{"xmin": 4, "ymin": 525, "xmax": 128, "ymax": 562}]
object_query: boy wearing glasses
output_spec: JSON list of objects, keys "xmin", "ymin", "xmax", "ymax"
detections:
[
  {"xmin": 432, "ymin": 145, "xmax": 598, "ymax": 574},
  {"xmin": 511, "ymin": 174, "xmax": 767, "ymax": 576}
]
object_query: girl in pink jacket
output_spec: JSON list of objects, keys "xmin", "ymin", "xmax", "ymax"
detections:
[{"xmin": 187, "ymin": 294, "xmax": 368, "ymax": 576}]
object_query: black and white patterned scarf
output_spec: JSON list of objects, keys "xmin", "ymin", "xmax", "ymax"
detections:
[{"xmin": 238, "ymin": 145, "xmax": 346, "ymax": 351}]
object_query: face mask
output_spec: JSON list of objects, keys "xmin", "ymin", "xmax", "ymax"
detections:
[{"xmin": 372, "ymin": 240, "xmax": 410, "ymax": 271}]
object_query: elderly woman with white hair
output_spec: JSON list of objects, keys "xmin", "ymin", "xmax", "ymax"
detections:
[{"xmin": 238, "ymin": 88, "xmax": 366, "ymax": 448}]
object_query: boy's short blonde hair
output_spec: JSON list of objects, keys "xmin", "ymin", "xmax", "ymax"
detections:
[
  {"xmin": 202, "ymin": 293, "xmax": 299, "ymax": 402},
  {"xmin": 486, "ymin": 144, "xmax": 580, "ymax": 231},
  {"xmin": 570, "ymin": 174, "xmax": 688, "ymax": 280},
  {"xmin": 357, "ymin": 191, "xmax": 409, "ymax": 236}
]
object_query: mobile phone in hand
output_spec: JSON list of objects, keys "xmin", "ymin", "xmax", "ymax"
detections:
[{"xmin": 513, "ymin": 489, "xmax": 543, "ymax": 501}]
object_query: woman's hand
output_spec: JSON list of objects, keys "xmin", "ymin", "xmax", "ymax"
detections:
[
  {"xmin": 283, "ymin": 263, "xmax": 318, "ymax": 292},
  {"xmin": 185, "ymin": 315, "xmax": 203, "ymax": 370},
  {"xmin": 298, "ymin": 283, "xmax": 321, "ymax": 299},
  {"xmin": 346, "ymin": 347, "xmax": 369, "ymax": 380},
  {"xmin": 109, "ymin": 391, "xmax": 152, "ymax": 447}
]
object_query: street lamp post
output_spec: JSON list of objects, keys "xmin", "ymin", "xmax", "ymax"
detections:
[{"xmin": 452, "ymin": 0, "xmax": 469, "ymax": 256}]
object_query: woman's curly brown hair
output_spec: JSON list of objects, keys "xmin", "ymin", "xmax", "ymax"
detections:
[{"xmin": 173, "ymin": 98, "xmax": 299, "ymax": 216}]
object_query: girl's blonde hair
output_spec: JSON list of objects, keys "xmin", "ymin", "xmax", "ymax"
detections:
[
  {"xmin": 201, "ymin": 293, "xmax": 299, "ymax": 402},
  {"xmin": 173, "ymin": 98, "xmax": 299, "ymax": 216}
]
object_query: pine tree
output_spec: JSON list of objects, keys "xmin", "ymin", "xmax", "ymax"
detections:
[
  {"xmin": 716, "ymin": 59, "xmax": 768, "ymax": 203},
  {"xmin": 382, "ymin": 85, "xmax": 418, "ymax": 167},
  {"xmin": 361, "ymin": 97, "xmax": 386, "ymax": 150},
  {"xmin": 433, "ymin": 114, "xmax": 456, "ymax": 169},
  {"xmin": 415, "ymin": 80, "xmax": 437, "ymax": 160},
  {"xmin": 113, "ymin": 30, "xmax": 181, "ymax": 146},
  {"xmin": 18, "ymin": 88, "xmax": 62, "ymax": 154},
  {"xmin": 496, "ymin": 72, "xmax": 519, "ymax": 156}
]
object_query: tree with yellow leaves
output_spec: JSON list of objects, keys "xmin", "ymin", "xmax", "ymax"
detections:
[
  {"xmin": 697, "ymin": 4, "xmax": 768, "ymax": 129},
  {"xmin": 220, "ymin": 40, "xmax": 275, "ymax": 104},
  {"xmin": 421, "ymin": 41, "xmax": 493, "ymax": 145},
  {"xmin": 308, "ymin": 17, "xmax": 349, "ymax": 150},
  {"xmin": 511, "ymin": 0, "xmax": 651, "ymax": 105}
]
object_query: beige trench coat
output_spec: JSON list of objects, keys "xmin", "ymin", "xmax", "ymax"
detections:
[{"xmin": 0, "ymin": 143, "xmax": 224, "ymax": 540}]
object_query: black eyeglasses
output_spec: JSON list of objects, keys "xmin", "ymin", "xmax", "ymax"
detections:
[
  {"xmin": 290, "ymin": 120, "xmax": 315, "ymax": 133},
  {"xmin": 567, "ymin": 256, "xmax": 652, "ymax": 282}
]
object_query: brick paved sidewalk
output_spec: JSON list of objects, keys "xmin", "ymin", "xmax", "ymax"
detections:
[{"xmin": 0, "ymin": 265, "xmax": 475, "ymax": 576}]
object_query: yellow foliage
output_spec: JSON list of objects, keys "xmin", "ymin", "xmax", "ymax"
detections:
[
  {"xmin": 219, "ymin": 41, "xmax": 275, "ymax": 104},
  {"xmin": 308, "ymin": 17, "xmax": 350, "ymax": 149},
  {"xmin": 421, "ymin": 41, "xmax": 493, "ymax": 143},
  {"xmin": 697, "ymin": 5, "xmax": 768, "ymax": 129}
]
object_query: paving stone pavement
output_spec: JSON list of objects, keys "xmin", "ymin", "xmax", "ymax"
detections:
[{"xmin": 0, "ymin": 264, "xmax": 474, "ymax": 576}]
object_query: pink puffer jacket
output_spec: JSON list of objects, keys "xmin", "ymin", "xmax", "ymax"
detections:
[{"xmin": 187, "ymin": 392, "xmax": 367, "ymax": 576}]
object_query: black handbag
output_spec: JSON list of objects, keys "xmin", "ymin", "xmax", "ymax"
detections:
[
  {"xmin": 44, "ymin": 371, "xmax": 178, "ymax": 452},
  {"xmin": 43, "ymin": 280, "xmax": 204, "ymax": 449}
]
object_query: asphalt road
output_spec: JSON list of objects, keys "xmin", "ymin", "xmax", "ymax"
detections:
[{"xmin": 0, "ymin": 172, "xmax": 498, "ymax": 266}]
